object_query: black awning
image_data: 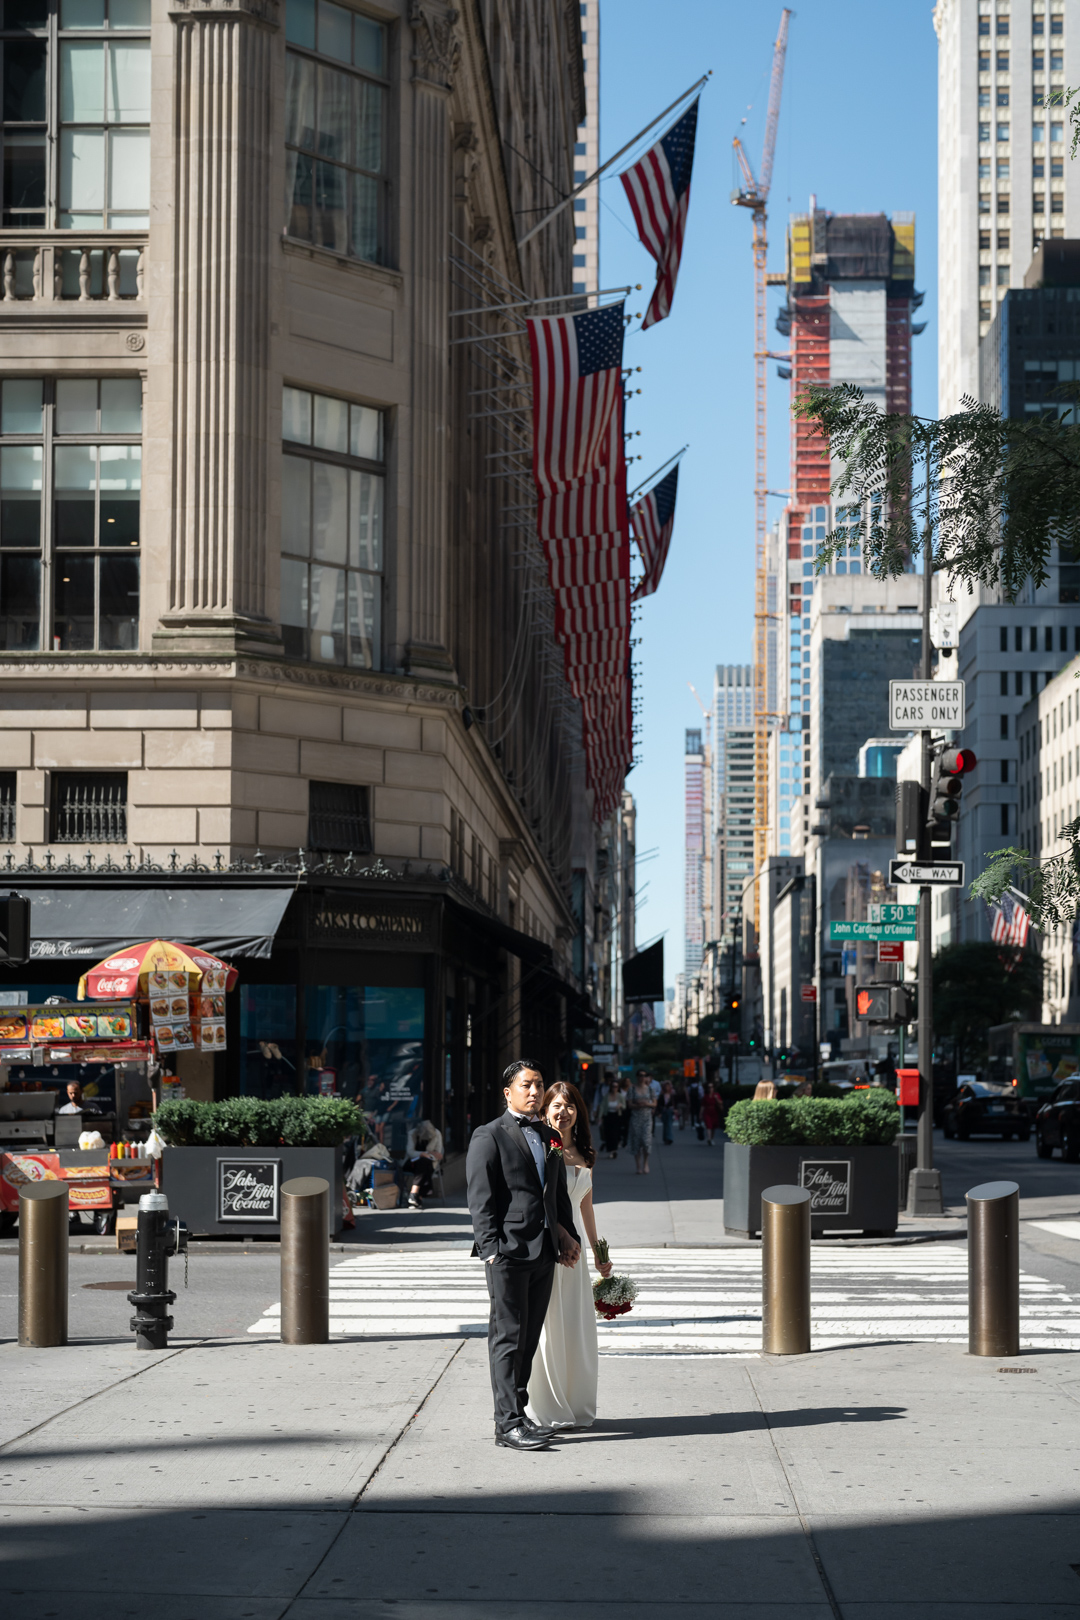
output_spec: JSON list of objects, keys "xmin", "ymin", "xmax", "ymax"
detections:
[{"xmin": 20, "ymin": 884, "xmax": 295, "ymax": 962}]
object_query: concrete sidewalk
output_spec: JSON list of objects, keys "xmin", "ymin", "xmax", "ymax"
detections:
[{"xmin": 3, "ymin": 1328, "xmax": 1080, "ymax": 1617}]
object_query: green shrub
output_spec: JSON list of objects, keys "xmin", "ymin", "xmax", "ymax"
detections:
[
  {"xmin": 724, "ymin": 1091, "xmax": 900, "ymax": 1147},
  {"xmin": 724, "ymin": 1099, "xmax": 798, "ymax": 1145},
  {"xmin": 153, "ymin": 1095, "xmax": 363, "ymax": 1147}
]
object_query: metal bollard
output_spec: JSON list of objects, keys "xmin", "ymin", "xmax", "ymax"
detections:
[
  {"xmin": 281, "ymin": 1176, "xmax": 329, "ymax": 1345},
  {"xmin": 18, "ymin": 1181, "xmax": 69, "ymax": 1347},
  {"xmin": 762, "ymin": 1184, "xmax": 812, "ymax": 1354},
  {"xmin": 967, "ymin": 1179, "xmax": 1020, "ymax": 1357},
  {"xmin": 128, "ymin": 1189, "xmax": 187, "ymax": 1350}
]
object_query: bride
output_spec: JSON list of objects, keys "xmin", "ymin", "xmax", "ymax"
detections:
[{"xmin": 526, "ymin": 1080, "xmax": 614, "ymax": 1429}]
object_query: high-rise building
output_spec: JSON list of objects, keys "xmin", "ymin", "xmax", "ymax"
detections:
[
  {"xmin": 771, "ymin": 206, "xmax": 921, "ymax": 859},
  {"xmin": 684, "ymin": 728, "xmax": 705, "ymax": 976},
  {"xmin": 575, "ymin": 0, "xmax": 600, "ymax": 296},
  {"xmin": 717, "ymin": 728, "xmax": 756, "ymax": 942},
  {"xmin": 936, "ymin": 0, "xmax": 1080, "ymax": 414}
]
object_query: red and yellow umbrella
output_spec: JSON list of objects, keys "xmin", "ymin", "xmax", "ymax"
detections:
[{"xmin": 78, "ymin": 940, "xmax": 238, "ymax": 1000}]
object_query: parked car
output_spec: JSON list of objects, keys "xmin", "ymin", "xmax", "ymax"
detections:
[
  {"xmin": 1035, "ymin": 1077, "xmax": 1080, "ymax": 1160},
  {"xmin": 942, "ymin": 1080, "xmax": 1030, "ymax": 1141}
]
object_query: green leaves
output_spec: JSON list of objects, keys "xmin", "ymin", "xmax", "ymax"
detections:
[
  {"xmin": 153, "ymin": 1095, "xmax": 364, "ymax": 1148},
  {"xmin": 970, "ymin": 832, "xmax": 1080, "ymax": 933},
  {"xmin": 724, "ymin": 1093, "xmax": 900, "ymax": 1147},
  {"xmin": 792, "ymin": 383, "xmax": 1080, "ymax": 600}
]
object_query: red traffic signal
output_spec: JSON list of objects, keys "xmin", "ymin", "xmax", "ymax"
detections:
[{"xmin": 940, "ymin": 748, "xmax": 976, "ymax": 775}]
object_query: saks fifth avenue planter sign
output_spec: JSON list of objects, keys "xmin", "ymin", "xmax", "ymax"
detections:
[
  {"xmin": 799, "ymin": 1159, "xmax": 852, "ymax": 1217},
  {"xmin": 218, "ymin": 1157, "xmax": 281, "ymax": 1223},
  {"xmin": 889, "ymin": 680, "xmax": 965, "ymax": 730}
]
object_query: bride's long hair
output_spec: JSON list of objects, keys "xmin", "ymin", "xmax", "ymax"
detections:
[{"xmin": 542, "ymin": 1080, "xmax": 596, "ymax": 1168}]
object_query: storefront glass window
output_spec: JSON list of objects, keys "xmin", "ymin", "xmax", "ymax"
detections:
[
  {"xmin": 356, "ymin": 987, "xmax": 424, "ymax": 1155},
  {"xmin": 238, "ymin": 983, "xmax": 298, "ymax": 1097}
]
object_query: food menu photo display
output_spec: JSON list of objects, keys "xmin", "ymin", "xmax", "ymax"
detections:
[{"xmin": 149, "ymin": 969, "xmax": 227, "ymax": 1054}]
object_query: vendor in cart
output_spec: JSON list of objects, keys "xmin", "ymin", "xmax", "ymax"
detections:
[{"xmin": 57, "ymin": 1078, "xmax": 102, "ymax": 1115}]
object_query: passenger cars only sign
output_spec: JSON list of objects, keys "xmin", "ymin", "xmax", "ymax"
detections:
[{"xmin": 889, "ymin": 680, "xmax": 965, "ymax": 731}]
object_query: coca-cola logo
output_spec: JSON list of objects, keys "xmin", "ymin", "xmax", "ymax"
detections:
[
  {"xmin": 218, "ymin": 1158, "xmax": 280, "ymax": 1222},
  {"xmin": 102, "ymin": 956, "xmax": 141, "ymax": 971},
  {"xmin": 94, "ymin": 976, "xmax": 133, "ymax": 995}
]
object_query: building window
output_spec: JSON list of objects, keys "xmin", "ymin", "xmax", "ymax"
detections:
[
  {"xmin": 997, "ymin": 194, "xmax": 1010, "ymax": 213},
  {"xmin": 1034, "ymin": 159, "xmax": 1045, "ymax": 177},
  {"xmin": 1000, "ymin": 671, "xmax": 1009, "ymax": 696},
  {"xmin": 997, "ymin": 90, "xmax": 1010, "ymax": 107},
  {"xmin": 1015, "ymin": 671, "xmax": 1024, "ymax": 695},
  {"xmin": 1051, "ymin": 158, "xmax": 1064, "ymax": 177},
  {"xmin": 1001, "ymin": 714, "xmax": 1009, "ymax": 739},
  {"xmin": 996, "ymin": 264, "xmax": 1010, "ymax": 285},
  {"xmin": 284, "ymin": 0, "xmax": 388, "ymax": 264},
  {"xmin": 979, "ymin": 266, "xmax": 991, "ymax": 286},
  {"xmin": 997, "ymin": 123, "xmax": 1010, "ymax": 142},
  {"xmin": 979, "ymin": 160, "xmax": 991, "ymax": 179},
  {"xmin": 979, "ymin": 15, "xmax": 989, "ymax": 33},
  {"xmin": 1033, "ymin": 14, "xmax": 1044, "ymax": 35},
  {"xmin": 0, "ymin": 772, "xmax": 13, "ymax": 841},
  {"xmin": 281, "ymin": 385, "xmax": 384, "ymax": 669},
  {"xmin": 997, "ymin": 16, "xmax": 1009, "ymax": 34},
  {"xmin": 0, "ymin": 0, "xmax": 151, "ymax": 232},
  {"xmin": 1051, "ymin": 15, "xmax": 1063, "ymax": 35},
  {"xmin": 0, "ymin": 375, "xmax": 141, "ymax": 652},
  {"xmin": 1051, "ymin": 195, "xmax": 1064, "ymax": 213},
  {"xmin": 979, "ymin": 229, "xmax": 992, "ymax": 249},
  {"xmin": 50, "ymin": 770, "xmax": 126, "ymax": 843},
  {"xmin": 1001, "ymin": 804, "xmax": 1010, "ymax": 836},
  {"xmin": 997, "ymin": 231, "xmax": 1010, "ymax": 249},
  {"xmin": 1061, "ymin": 566, "xmax": 1080, "ymax": 604},
  {"xmin": 1034, "ymin": 192, "xmax": 1046, "ymax": 212},
  {"xmin": 979, "ymin": 50, "xmax": 990, "ymax": 69},
  {"xmin": 308, "ymin": 779, "xmax": 372, "ymax": 852}
]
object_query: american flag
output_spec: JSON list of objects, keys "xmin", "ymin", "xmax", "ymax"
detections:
[
  {"xmin": 990, "ymin": 890, "xmax": 1031, "ymax": 947},
  {"xmin": 620, "ymin": 99, "xmax": 698, "ymax": 330},
  {"xmin": 630, "ymin": 464, "xmax": 679, "ymax": 600},
  {"xmin": 527, "ymin": 303, "xmax": 625, "ymax": 494},
  {"xmin": 526, "ymin": 303, "xmax": 632, "ymax": 819}
]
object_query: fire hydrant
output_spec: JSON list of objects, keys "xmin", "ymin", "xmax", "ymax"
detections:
[{"xmin": 128, "ymin": 1189, "xmax": 188, "ymax": 1349}]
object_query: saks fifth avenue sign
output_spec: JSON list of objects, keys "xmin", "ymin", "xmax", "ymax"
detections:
[
  {"xmin": 218, "ymin": 1158, "xmax": 280, "ymax": 1222},
  {"xmin": 312, "ymin": 903, "xmax": 429, "ymax": 945}
]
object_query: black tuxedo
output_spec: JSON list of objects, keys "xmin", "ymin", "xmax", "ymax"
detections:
[{"xmin": 466, "ymin": 1111, "xmax": 580, "ymax": 1432}]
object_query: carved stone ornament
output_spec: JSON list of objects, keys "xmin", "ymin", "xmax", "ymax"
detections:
[
  {"xmin": 410, "ymin": 2, "xmax": 460, "ymax": 89},
  {"xmin": 169, "ymin": 0, "xmax": 280, "ymax": 25}
]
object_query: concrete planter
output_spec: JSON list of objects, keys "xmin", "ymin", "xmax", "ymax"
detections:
[
  {"xmin": 161, "ymin": 1145, "xmax": 344, "ymax": 1237},
  {"xmin": 723, "ymin": 1141, "xmax": 899, "ymax": 1238}
]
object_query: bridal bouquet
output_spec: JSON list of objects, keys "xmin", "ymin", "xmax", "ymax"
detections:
[{"xmin": 591, "ymin": 1238, "xmax": 638, "ymax": 1321}]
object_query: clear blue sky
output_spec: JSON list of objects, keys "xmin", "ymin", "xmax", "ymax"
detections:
[{"xmin": 597, "ymin": 0, "xmax": 940, "ymax": 981}]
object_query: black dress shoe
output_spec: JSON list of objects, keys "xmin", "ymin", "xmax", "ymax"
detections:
[
  {"xmin": 521, "ymin": 1416, "xmax": 555, "ymax": 1438},
  {"xmin": 495, "ymin": 1424, "xmax": 551, "ymax": 1451}
]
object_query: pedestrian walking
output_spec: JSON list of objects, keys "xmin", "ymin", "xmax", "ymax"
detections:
[
  {"xmin": 599, "ymin": 1078, "xmax": 625, "ymax": 1158},
  {"xmin": 658, "ymin": 1080, "xmax": 676, "ymax": 1145},
  {"xmin": 628, "ymin": 1074, "xmax": 656, "ymax": 1174},
  {"xmin": 753, "ymin": 1079, "xmax": 777, "ymax": 1100},
  {"xmin": 701, "ymin": 1081, "xmax": 724, "ymax": 1146}
]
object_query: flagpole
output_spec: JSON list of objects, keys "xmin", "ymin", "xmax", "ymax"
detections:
[
  {"xmin": 517, "ymin": 73, "xmax": 710, "ymax": 250},
  {"xmin": 629, "ymin": 445, "xmax": 688, "ymax": 500}
]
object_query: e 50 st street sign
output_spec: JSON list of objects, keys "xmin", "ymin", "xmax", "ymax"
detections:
[{"xmin": 889, "ymin": 680, "xmax": 965, "ymax": 731}]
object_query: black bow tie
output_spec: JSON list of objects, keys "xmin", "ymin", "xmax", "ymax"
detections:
[{"xmin": 515, "ymin": 1115, "xmax": 540, "ymax": 1126}]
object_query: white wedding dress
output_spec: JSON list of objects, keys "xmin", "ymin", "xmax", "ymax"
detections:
[{"xmin": 526, "ymin": 1164, "xmax": 598, "ymax": 1428}]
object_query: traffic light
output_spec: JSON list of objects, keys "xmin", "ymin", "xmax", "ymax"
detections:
[
  {"xmin": 926, "ymin": 747, "xmax": 976, "ymax": 852},
  {"xmin": 728, "ymin": 995, "xmax": 741, "ymax": 1036},
  {"xmin": 855, "ymin": 983, "xmax": 915, "ymax": 1024},
  {"xmin": 895, "ymin": 779, "xmax": 926, "ymax": 857}
]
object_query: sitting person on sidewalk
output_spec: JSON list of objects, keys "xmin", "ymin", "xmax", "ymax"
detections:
[{"xmin": 404, "ymin": 1119, "xmax": 444, "ymax": 1209}]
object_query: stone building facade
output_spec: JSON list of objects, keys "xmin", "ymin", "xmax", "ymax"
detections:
[{"xmin": 0, "ymin": 0, "xmax": 606, "ymax": 1140}]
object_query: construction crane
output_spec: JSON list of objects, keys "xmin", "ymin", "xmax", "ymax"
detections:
[{"xmin": 731, "ymin": 8, "xmax": 791, "ymax": 937}]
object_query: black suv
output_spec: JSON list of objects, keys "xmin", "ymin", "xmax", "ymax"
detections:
[
  {"xmin": 1036, "ymin": 1078, "xmax": 1080, "ymax": 1160},
  {"xmin": 942, "ymin": 1080, "xmax": 1030, "ymax": 1141}
]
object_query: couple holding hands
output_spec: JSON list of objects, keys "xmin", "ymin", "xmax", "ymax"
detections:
[{"xmin": 466, "ymin": 1059, "xmax": 614, "ymax": 1451}]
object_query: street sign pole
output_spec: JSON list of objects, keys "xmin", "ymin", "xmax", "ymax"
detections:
[{"xmin": 912, "ymin": 470, "xmax": 944, "ymax": 1218}]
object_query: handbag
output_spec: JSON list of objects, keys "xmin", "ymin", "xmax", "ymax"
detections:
[{"xmin": 696, "ymin": 1122, "xmax": 705, "ymax": 1141}]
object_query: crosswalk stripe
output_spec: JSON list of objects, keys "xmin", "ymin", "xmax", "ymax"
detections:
[{"xmin": 245, "ymin": 1244, "xmax": 1080, "ymax": 1352}]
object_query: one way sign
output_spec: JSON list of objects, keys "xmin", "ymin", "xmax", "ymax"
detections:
[{"xmin": 889, "ymin": 859, "xmax": 965, "ymax": 887}]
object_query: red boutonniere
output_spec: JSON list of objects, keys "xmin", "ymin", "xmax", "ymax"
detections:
[{"xmin": 547, "ymin": 1135, "xmax": 564, "ymax": 1159}]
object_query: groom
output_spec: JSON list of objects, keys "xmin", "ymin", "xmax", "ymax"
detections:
[{"xmin": 466, "ymin": 1058, "xmax": 581, "ymax": 1451}]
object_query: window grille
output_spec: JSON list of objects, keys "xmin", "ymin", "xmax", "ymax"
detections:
[
  {"xmin": 0, "ymin": 773, "xmax": 14, "ymax": 842},
  {"xmin": 308, "ymin": 780, "xmax": 371, "ymax": 853},
  {"xmin": 50, "ymin": 771, "xmax": 127, "ymax": 843}
]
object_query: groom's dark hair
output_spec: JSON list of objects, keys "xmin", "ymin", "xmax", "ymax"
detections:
[{"xmin": 502, "ymin": 1058, "xmax": 543, "ymax": 1086}]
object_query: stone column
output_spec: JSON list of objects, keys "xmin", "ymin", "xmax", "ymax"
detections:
[
  {"xmin": 154, "ymin": 0, "xmax": 279, "ymax": 654},
  {"xmin": 403, "ymin": 3, "xmax": 458, "ymax": 679}
]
